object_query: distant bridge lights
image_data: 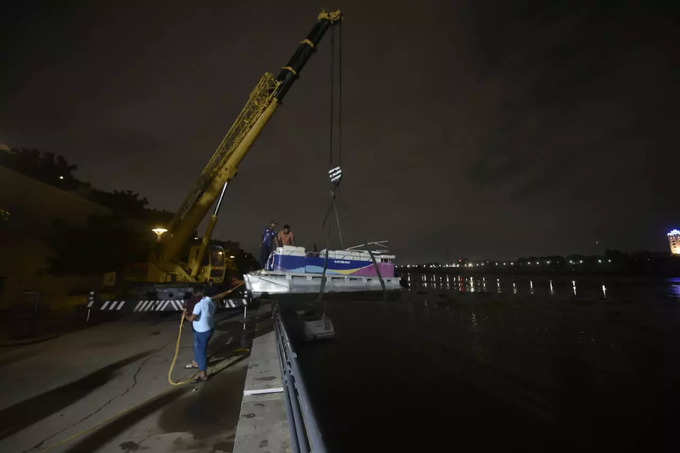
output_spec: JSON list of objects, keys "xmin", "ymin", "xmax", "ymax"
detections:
[{"xmin": 400, "ymin": 256, "xmax": 619, "ymax": 269}]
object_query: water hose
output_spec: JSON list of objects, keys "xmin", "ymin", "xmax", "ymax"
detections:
[{"xmin": 167, "ymin": 314, "xmax": 196, "ymax": 386}]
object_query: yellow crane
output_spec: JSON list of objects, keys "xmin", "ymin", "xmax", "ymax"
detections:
[{"xmin": 126, "ymin": 10, "xmax": 342, "ymax": 287}]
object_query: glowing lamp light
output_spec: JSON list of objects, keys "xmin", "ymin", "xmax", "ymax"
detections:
[
  {"xmin": 152, "ymin": 227, "xmax": 168, "ymax": 239},
  {"xmin": 58, "ymin": 175, "xmax": 64, "ymax": 180}
]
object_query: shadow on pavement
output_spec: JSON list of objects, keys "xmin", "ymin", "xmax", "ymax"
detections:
[
  {"xmin": 0, "ymin": 350, "xmax": 156, "ymax": 441},
  {"xmin": 63, "ymin": 387, "xmax": 189, "ymax": 453},
  {"xmin": 157, "ymin": 358, "xmax": 248, "ymax": 443}
]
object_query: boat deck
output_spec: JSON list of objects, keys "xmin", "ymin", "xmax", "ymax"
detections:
[{"xmin": 244, "ymin": 270, "xmax": 401, "ymax": 297}]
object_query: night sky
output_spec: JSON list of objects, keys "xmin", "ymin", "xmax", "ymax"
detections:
[{"xmin": 2, "ymin": 1, "xmax": 678, "ymax": 262}]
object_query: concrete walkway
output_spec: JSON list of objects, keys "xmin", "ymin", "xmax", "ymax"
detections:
[
  {"xmin": 0, "ymin": 307, "xmax": 265, "ymax": 452},
  {"xmin": 233, "ymin": 330, "xmax": 291, "ymax": 453}
]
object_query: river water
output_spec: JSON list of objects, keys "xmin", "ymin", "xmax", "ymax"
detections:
[{"xmin": 288, "ymin": 274, "xmax": 680, "ymax": 452}]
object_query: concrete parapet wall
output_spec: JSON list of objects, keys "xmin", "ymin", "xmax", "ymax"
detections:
[{"xmin": 233, "ymin": 305, "xmax": 291, "ymax": 453}]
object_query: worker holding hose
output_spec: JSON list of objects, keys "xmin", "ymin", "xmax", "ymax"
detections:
[{"xmin": 182, "ymin": 288, "xmax": 215, "ymax": 382}]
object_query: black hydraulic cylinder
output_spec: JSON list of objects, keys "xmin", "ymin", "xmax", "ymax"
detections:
[{"xmin": 274, "ymin": 12, "xmax": 341, "ymax": 101}]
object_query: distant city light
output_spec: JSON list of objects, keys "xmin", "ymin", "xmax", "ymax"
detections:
[{"xmin": 669, "ymin": 229, "xmax": 680, "ymax": 255}]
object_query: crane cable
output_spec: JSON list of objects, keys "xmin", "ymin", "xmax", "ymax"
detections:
[
  {"xmin": 323, "ymin": 20, "xmax": 344, "ymax": 247},
  {"xmin": 318, "ymin": 20, "xmax": 343, "ymax": 301}
]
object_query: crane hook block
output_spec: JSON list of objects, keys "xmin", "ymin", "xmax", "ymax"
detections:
[{"xmin": 329, "ymin": 166, "xmax": 343, "ymax": 185}]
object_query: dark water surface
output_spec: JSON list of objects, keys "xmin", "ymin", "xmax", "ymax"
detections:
[{"xmin": 288, "ymin": 275, "xmax": 680, "ymax": 452}]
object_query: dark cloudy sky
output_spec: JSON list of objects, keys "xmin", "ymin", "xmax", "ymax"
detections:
[{"xmin": 2, "ymin": 1, "xmax": 678, "ymax": 262}]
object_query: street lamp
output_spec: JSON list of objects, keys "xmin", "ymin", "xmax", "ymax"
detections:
[{"xmin": 152, "ymin": 227, "xmax": 168, "ymax": 240}]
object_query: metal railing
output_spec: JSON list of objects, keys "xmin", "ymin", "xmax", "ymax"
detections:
[{"xmin": 273, "ymin": 307, "xmax": 327, "ymax": 453}]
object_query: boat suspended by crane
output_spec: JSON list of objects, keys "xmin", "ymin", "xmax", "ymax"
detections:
[
  {"xmin": 244, "ymin": 242, "xmax": 401, "ymax": 298},
  {"xmin": 94, "ymin": 9, "xmax": 398, "ymax": 312}
]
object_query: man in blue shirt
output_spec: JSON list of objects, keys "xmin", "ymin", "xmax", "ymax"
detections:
[
  {"xmin": 183, "ymin": 289, "xmax": 215, "ymax": 382},
  {"xmin": 260, "ymin": 221, "xmax": 278, "ymax": 268}
]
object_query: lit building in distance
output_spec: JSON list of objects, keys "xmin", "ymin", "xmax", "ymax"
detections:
[{"xmin": 668, "ymin": 229, "xmax": 680, "ymax": 255}]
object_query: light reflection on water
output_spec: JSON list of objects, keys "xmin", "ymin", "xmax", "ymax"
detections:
[
  {"xmin": 295, "ymin": 273, "xmax": 680, "ymax": 452},
  {"xmin": 669, "ymin": 277, "xmax": 680, "ymax": 298},
  {"xmin": 402, "ymin": 271, "xmax": 680, "ymax": 300}
]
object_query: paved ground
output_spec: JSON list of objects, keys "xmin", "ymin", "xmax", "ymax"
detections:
[
  {"xmin": 0, "ymin": 308, "xmax": 87, "ymax": 345},
  {"xmin": 0, "ymin": 305, "xmax": 271, "ymax": 453}
]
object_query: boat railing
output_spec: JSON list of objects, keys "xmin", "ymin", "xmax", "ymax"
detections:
[{"xmin": 273, "ymin": 306, "xmax": 327, "ymax": 453}]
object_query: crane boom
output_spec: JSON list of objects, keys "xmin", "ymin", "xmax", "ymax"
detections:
[{"xmin": 157, "ymin": 10, "xmax": 342, "ymax": 278}]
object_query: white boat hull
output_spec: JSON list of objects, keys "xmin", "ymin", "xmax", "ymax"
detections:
[{"xmin": 244, "ymin": 270, "xmax": 401, "ymax": 298}]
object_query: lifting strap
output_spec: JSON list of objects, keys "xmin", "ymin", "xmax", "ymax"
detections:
[{"xmin": 325, "ymin": 19, "xmax": 344, "ymax": 248}]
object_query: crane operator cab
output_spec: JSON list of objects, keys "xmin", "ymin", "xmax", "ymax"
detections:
[{"xmin": 188, "ymin": 244, "xmax": 227, "ymax": 284}]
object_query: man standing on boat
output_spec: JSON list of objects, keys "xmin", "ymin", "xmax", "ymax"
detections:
[
  {"xmin": 260, "ymin": 221, "xmax": 277, "ymax": 268},
  {"xmin": 277, "ymin": 224, "xmax": 295, "ymax": 246}
]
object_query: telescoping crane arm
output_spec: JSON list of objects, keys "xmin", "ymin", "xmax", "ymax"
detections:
[{"xmin": 157, "ymin": 10, "xmax": 342, "ymax": 277}]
